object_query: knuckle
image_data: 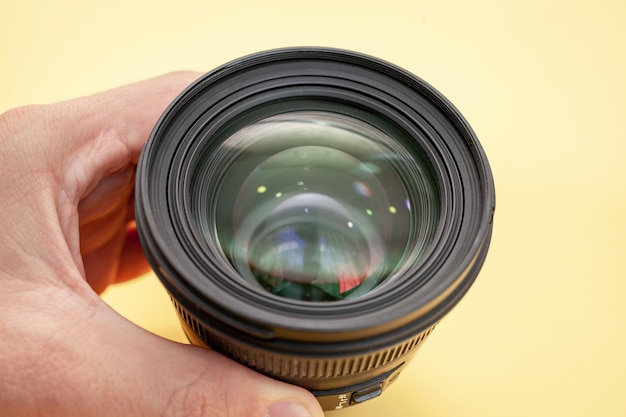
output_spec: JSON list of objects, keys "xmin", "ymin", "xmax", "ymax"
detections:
[
  {"xmin": 0, "ymin": 104, "xmax": 46, "ymax": 135},
  {"xmin": 0, "ymin": 104, "xmax": 52, "ymax": 166}
]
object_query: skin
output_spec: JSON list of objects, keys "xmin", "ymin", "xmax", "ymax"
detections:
[{"xmin": 0, "ymin": 72, "xmax": 323, "ymax": 417}]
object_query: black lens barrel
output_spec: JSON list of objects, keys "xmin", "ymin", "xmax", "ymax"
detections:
[{"xmin": 136, "ymin": 47, "xmax": 495, "ymax": 410}]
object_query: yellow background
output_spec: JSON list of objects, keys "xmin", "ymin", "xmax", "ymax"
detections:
[{"xmin": 2, "ymin": 0, "xmax": 625, "ymax": 416}]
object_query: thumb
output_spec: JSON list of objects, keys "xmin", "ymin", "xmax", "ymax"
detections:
[
  {"xmin": 13, "ymin": 290, "xmax": 325, "ymax": 417},
  {"xmin": 93, "ymin": 302, "xmax": 325, "ymax": 417}
]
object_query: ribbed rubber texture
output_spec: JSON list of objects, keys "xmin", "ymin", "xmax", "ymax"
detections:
[{"xmin": 171, "ymin": 296, "xmax": 435, "ymax": 380}]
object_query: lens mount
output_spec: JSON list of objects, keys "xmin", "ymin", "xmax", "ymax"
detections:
[{"xmin": 136, "ymin": 47, "xmax": 495, "ymax": 409}]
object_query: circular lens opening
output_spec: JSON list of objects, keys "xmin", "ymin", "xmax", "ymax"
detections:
[{"xmin": 191, "ymin": 111, "xmax": 440, "ymax": 302}]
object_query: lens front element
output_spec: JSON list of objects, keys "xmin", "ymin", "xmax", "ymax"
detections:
[{"xmin": 198, "ymin": 112, "xmax": 439, "ymax": 301}]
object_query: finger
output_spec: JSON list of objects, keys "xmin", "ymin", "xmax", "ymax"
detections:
[
  {"xmin": 53, "ymin": 72, "xmax": 199, "ymax": 283},
  {"xmin": 115, "ymin": 224, "xmax": 152, "ymax": 284},
  {"xmin": 53, "ymin": 71, "xmax": 201, "ymax": 221},
  {"xmin": 15, "ymin": 71, "xmax": 202, "ymax": 203},
  {"xmin": 5, "ymin": 290, "xmax": 324, "ymax": 417},
  {"xmin": 81, "ymin": 225, "xmax": 125, "ymax": 293},
  {"xmin": 78, "ymin": 165, "xmax": 139, "ymax": 289},
  {"xmin": 0, "ymin": 72, "xmax": 202, "ymax": 287},
  {"xmin": 94, "ymin": 305, "xmax": 324, "ymax": 417},
  {"xmin": 61, "ymin": 71, "xmax": 200, "ymax": 163},
  {"xmin": 82, "ymin": 222, "xmax": 151, "ymax": 293},
  {"xmin": 79, "ymin": 203, "xmax": 128, "ymax": 256},
  {"xmin": 77, "ymin": 165, "xmax": 135, "ymax": 227}
]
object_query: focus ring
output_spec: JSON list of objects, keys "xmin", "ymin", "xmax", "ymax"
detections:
[{"xmin": 171, "ymin": 296, "xmax": 435, "ymax": 383}]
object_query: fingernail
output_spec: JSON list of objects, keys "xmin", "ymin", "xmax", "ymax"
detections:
[{"xmin": 264, "ymin": 401, "xmax": 312, "ymax": 417}]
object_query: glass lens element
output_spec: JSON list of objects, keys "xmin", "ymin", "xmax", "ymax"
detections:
[{"xmin": 204, "ymin": 112, "xmax": 437, "ymax": 301}]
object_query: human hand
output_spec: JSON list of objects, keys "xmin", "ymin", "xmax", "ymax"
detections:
[{"xmin": 0, "ymin": 72, "xmax": 324, "ymax": 417}]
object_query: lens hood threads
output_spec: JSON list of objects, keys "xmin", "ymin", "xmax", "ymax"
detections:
[{"xmin": 136, "ymin": 47, "xmax": 495, "ymax": 410}]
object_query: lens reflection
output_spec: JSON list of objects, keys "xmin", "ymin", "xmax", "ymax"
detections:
[
  {"xmin": 202, "ymin": 111, "xmax": 438, "ymax": 301},
  {"xmin": 231, "ymin": 144, "xmax": 391, "ymax": 300},
  {"xmin": 243, "ymin": 192, "xmax": 382, "ymax": 301}
]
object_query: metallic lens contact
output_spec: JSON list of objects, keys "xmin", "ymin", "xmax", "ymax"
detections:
[{"xmin": 136, "ymin": 48, "xmax": 495, "ymax": 410}]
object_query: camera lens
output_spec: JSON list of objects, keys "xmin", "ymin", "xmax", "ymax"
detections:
[{"xmin": 136, "ymin": 48, "xmax": 495, "ymax": 410}]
